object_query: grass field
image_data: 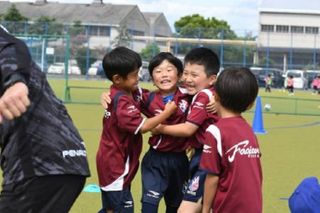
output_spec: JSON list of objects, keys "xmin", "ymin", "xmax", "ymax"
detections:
[{"xmin": 2, "ymin": 78, "xmax": 320, "ymax": 213}]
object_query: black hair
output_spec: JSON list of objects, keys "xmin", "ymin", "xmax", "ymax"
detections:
[
  {"xmin": 215, "ymin": 67, "xmax": 258, "ymax": 113},
  {"xmin": 184, "ymin": 47, "xmax": 220, "ymax": 76},
  {"xmin": 148, "ymin": 52, "xmax": 183, "ymax": 77},
  {"xmin": 102, "ymin": 46, "xmax": 142, "ymax": 81}
]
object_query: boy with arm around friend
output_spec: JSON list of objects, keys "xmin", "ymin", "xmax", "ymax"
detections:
[{"xmin": 96, "ymin": 47, "xmax": 176, "ymax": 213}]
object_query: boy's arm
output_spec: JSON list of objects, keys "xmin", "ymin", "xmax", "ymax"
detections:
[
  {"xmin": 154, "ymin": 122, "xmax": 198, "ymax": 137},
  {"xmin": 202, "ymin": 174, "xmax": 219, "ymax": 213},
  {"xmin": 140, "ymin": 101, "xmax": 177, "ymax": 133}
]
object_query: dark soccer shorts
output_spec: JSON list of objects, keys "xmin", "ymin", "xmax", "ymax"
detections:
[
  {"xmin": 141, "ymin": 148, "xmax": 189, "ymax": 207},
  {"xmin": 0, "ymin": 175, "xmax": 86, "ymax": 213},
  {"xmin": 183, "ymin": 148, "xmax": 207, "ymax": 203},
  {"xmin": 99, "ymin": 187, "xmax": 134, "ymax": 213}
]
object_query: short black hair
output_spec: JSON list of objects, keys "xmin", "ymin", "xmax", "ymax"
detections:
[
  {"xmin": 148, "ymin": 52, "xmax": 183, "ymax": 77},
  {"xmin": 184, "ymin": 47, "xmax": 220, "ymax": 76},
  {"xmin": 102, "ymin": 46, "xmax": 142, "ymax": 81},
  {"xmin": 215, "ymin": 67, "xmax": 258, "ymax": 113}
]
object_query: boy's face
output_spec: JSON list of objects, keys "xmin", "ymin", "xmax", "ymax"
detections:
[
  {"xmin": 116, "ymin": 69, "xmax": 140, "ymax": 93},
  {"xmin": 182, "ymin": 62, "xmax": 216, "ymax": 95},
  {"xmin": 152, "ymin": 60, "xmax": 180, "ymax": 96}
]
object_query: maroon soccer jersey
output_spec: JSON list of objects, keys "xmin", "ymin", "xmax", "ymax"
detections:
[
  {"xmin": 186, "ymin": 88, "xmax": 219, "ymax": 149},
  {"xmin": 145, "ymin": 87, "xmax": 190, "ymax": 152},
  {"xmin": 200, "ymin": 116, "xmax": 263, "ymax": 212},
  {"xmin": 96, "ymin": 85, "xmax": 145, "ymax": 191}
]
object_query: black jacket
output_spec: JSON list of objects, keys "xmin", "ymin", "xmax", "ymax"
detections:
[{"xmin": 0, "ymin": 27, "xmax": 90, "ymax": 187}]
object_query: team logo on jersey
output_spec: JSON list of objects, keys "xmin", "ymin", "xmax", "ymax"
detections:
[
  {"xmin": 225, "ymin": 140, "xmax": 260, "ymax": 163},
  {"xmin": 178, "ymin": 99, "xmax": 188, "ymax": 113},
  {"xmin": 127, "ymin": 105, "xmax": 138, "ymax": 113},
  {"xmin": 203, "ymin": 144, "xmax": 212, "ymax": 153},
  {"xmin": 104, "ymin": 109, "xmax": 111, "ymax": 119},
  {"xmin": 188, "ymin": 176, "xmax": 200, "ymax": 192},
  {"xmin": 193, "ymin": 101, "xmax": 204, "ymax": 109}
]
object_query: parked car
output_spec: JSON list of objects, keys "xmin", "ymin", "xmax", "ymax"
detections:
[
  {"xmin": 47, "ymin": 61, "xmax": 81, "ymax": 75},
  {"xmin": 306, "ymin": 70, "xmax": 320, "ymax": 89},
  {"xmin": 139, "ymin": 61, "xmax": 151, "ymax": 82},
  {"xmin": 249, "ymin": 67, "xmax": 285, "ymax": 88},
  {"xmin": 283, "ymin": 70, "xmax": 308, "ymax": 89},
  {"xmin": 87, "ymin": 60, "xmax": 105, "ymax": 78}
]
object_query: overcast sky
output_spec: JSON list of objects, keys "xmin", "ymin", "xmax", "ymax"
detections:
[{"xmin": 4, "ymin": 0, "xmax": 319, "ymax": 35}]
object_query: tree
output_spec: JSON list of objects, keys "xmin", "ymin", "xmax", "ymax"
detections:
[
  {"xmin": 112, "ymin": 26, "xmax": 132, "ymax": 48},
  {"xmin": 29, "ymin": 16, "xmax": 63, "ymax": 35},
  {"xmin": 1, "ymin": 4, "xmax": 28, "ymax": 34},
  {"xmin": 140, "ymin": 43, "xmax": 160, "ymax": 61},
  {"xmin": 69, "ymin": 20, "xmax": 85, "ymax": 37},
  {"xmin": 174, "ymin": 14, "xmax": 237, "ymax": 39}
]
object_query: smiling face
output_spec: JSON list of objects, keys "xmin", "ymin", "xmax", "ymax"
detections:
[
  {"xmin": 151, "ymin": 59, "xmax": 180, "ymax": 96},
  {"xmin": 114, "ymin": 69, "xmax": 140, "ymax": 94},
  {"xmin": 182, "ymin": 62, "xmax": 216, "ymax": 95}
]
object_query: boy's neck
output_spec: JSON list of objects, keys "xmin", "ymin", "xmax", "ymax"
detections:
[
  {"xmin": 218, "ymin": 107, "xmax": 240, "ymax": 118},
  {"xmin": 113, "ymin": 84, "xmax": 133, "ymax": 97},
  {"xmin": 159, "ymin": 87, "xmax": 177, "ymax": 97}
]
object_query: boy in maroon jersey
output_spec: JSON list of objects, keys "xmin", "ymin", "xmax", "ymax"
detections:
[
  {"xmin": 140, "ymin": 52, "xmax": 191, "ymax": 213},
  {"xmin": 96, "ymin": 47, "xmax": 176, "ymax": 213},
  {"xmin": 200, "ymin": 67, "xmax": 262, "ymax": 213},
  {"xmin": 153, "ymin": 47, "xmax": 220, "ymax": 212}
]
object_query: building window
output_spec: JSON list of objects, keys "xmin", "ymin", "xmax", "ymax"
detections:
[
  {"xmin": 305, "ymin": 27, "xmax": 319, "ymax": 34},
  {"xmin": 88, "ymin": 26, "xmax": 99, "ymax": 36},
  {"xmin": 128, "ymin": 29, "xmax": 144, "ymax": 36},
  {"xmin": 99, "ymin": 26, "xmax": 110, "ymax": 36},
  {"xmin": 291, "ymin": 26, "xmax": 304, "ymax": 33},
  {"xmin": 261, "ymin": 24, "xmax": 274, "ymax": 32},
  {"xmin": 276, "ymin": 25, "xmax": 289, "ymax": 33}
]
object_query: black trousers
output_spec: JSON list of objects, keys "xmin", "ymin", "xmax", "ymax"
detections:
[{"xmin": 0, "ymin": 175, "xmax": 86, "ymax": 213}]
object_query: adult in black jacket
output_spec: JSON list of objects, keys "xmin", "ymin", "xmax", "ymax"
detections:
[{"xmin": 0, "ymin": 26, "xmax": 90, "ymax": 213}]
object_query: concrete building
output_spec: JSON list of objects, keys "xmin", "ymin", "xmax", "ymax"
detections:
[{"xmin": 257, "ymin": 0, "xmax": 320, "ymax": 69}]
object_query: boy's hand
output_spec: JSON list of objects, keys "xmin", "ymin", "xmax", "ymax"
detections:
[
  {"xmin": 0, "ymin": 82, "xmax": 30, "ymax": 123},
  {"xmin": 100, "ymin": 91, "xmax": 111, "ymax": 109},
  {"xmin": 206, "ymin": 95, "xmax": 217, "ymax": 113},
  {"xmin": 163, "ymin": 100, "xmax": 177, "ymax": 115}
]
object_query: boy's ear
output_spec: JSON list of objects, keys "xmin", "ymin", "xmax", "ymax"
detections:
[
  {"xmin": 209, "ymin": 75, "xmax": 217, "ymax": 86},
  {"xmin": 112, "ymin": 74, "xmax": 122, "ymax": 85}
]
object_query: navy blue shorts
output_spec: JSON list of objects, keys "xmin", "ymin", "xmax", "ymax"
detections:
[
  {"xmin": 183, "ymin": 148, "xmax": 207, "ymax": 203},
  {"xmin": 0, "ymin": 175, "xmax": 86, "ymax": 213},
  {"xmin": 99, "ymin": 187, "xmax": 133, "ymax": 213},
  {"xmin": 141, "ymin": 148, "xmax": 189, "ymax": 207}
]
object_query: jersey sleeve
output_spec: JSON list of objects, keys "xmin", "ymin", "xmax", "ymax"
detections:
[
  {"xmin": 0, "ymin": 36, "xmax": 31, "ymax": 87},
  {"xmin": 200, "ymin": 124, "xmax": 222, "ymax": 175},
  {"xmin": 116, "ymin": 95, "xmax": 146, "ymax": 135},
  {"xmin": 186, "ymin": 90, "xmax": 211, "ymax": 126}
]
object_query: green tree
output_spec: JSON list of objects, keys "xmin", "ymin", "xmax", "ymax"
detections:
[
  {"xmin": 174, "ymin": 14, "xmax": 237, "ymax": 39},
  {"xmin": 1, "ymin": 4, "xmax": 28, "ymax": 34},
  {"xmin": 112, "ymin": 26, "xmax": 132, "ymax": 48},
  {"xmin": 140, "ymin": 43, "xmax": 160, "ymax": 61},
  {"xmin": 69, "ymin": 20, "xmax": 85, "ymax": 37},
  {"xmin": 75, "ymin": 47, "xmax": 97, "ymax": 75},
  {"xmin": 29, "ymin": 16, "xmax": 63, "ymax": 35}
]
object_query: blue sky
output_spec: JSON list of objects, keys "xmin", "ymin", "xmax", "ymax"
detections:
[{"xmin": 6, "ymin": 0, "xmax": 319, "ymax": 35}]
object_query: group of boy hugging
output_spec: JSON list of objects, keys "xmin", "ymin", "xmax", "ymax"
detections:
[{"xmin": 96, "ymin": 46, "xmax": 263, "ymax": 213}]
